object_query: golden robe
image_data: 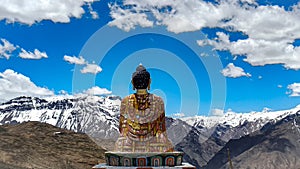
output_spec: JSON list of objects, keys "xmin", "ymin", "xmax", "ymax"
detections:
[{"xmin": 115, "ymin": 93, "xmax": 173, "ymax": 152}]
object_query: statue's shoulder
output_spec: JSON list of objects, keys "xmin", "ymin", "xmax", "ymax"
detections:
[
  {"xmin": 150, "ymin": 94, "xmax": 164, "ymax": 103},
  {"xmin": 121, "ymin": 94, "xmax": 135, "ymax": 103}
]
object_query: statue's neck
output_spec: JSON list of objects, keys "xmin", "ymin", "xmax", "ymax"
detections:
[{"xmin": 136, "ymin": 89, "xmax": 148, "ymax": 95}]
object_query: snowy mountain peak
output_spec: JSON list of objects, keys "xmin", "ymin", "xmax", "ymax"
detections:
[
  {"xmin": 182, "ymin": 106, "xmax": 300, "ymax": 129},
  {"xmin": 0, "ymin": 95, "xmax": 121, "ymax": 140}
]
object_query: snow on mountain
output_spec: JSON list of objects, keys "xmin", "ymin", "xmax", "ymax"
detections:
[
  {"xmin": 181, "ymin": 106, "xmax": 300, "ymax": 129},
  {"xmin": 0, "ymin": 95, "xmax": 299, "ymax": 143},
  {"xmin": 178, "ymin": 105, "xmax": 300, "ymax": 147},
  {"xmin": 0, "ymin": 95, "xmax": 121, "ymax": 140},
  {"xmin": 177, "ymin": 107, "xmax": 300, "ymax": 168}
]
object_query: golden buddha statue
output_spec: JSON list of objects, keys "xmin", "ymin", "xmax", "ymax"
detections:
[{"xmin": 114, "ymin": 64, "xmax": 173, "ymax": 152}]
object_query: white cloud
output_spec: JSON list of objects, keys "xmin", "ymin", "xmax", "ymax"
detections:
[
  {"xmin": 0, "ymin": 0, "xmax": 99, "ymax": 25},
  {"xmin": 108, "ymin": 3, "xmax": 153, "ymax": 32},
  {"xmin": 240, "ymin": 0, "xmax": 257, "ymax": 4},
  {"xmin": 64, "ymin": 55, "xmax": 86, "ymax": 65},
  {"xmin": 80, "ymin": 63, "xmax": 102, "ymax": 74},
  {"xmin": 87, "ymin": 2, "xmax": 99, "ymax": 19},
  {"xmin": 0, "ymin": 69, "xmax": 54, "ymax": 102},
  {"xmin": 109, "ymin": 0, "xmax": 300, "ymax": 70},
  {"xmin": 258, "ymin": 75, "xmax": 263, "ymax": 79},
  {"xmin": 19, "ymin": 48, "xmax": 48, "ymax": 59},
  {"xmin": 287, "ymin": 83, "xmax": 300, "ymax": 96},
  {"xmin": 278, "ymin": 84, "xmax": 283, "ymax": 88},
  {"xmin": 84, "ymin": 86, "xmax": 112, "ymax": 95},
  {"xmin": 108, "ymin": 0, "xmax": 237, "ymax": 33},
  {"xmin": 63, "ymin": 55, "xmax": 102, "ymax": 74},
  {"xmin": 198, "ymin": 31, "xmax": 300, "ymax": 70},
  {"xmin": 210, "ymin": 108, "xmax": 224, "ymax": 116},
  {"xmin": 0, "ymin": 38, "xmax": 16, "ymax": 59},
  {"xmin": 221, "ymin": 63, "xmax": 251, "ymax": 78},
  {"xmin": 0, "ymin": 39, "xmax": 48, "ymax": 60}
]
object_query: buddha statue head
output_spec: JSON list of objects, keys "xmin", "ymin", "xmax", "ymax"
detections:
[{"xmin": 131, "ymin": 63, "xmax": 151, "ymax": 92}]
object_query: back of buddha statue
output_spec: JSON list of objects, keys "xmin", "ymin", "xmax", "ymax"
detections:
[{"xmin": 114, "ymin": 64, "xmax": 173, "ymax": 152}]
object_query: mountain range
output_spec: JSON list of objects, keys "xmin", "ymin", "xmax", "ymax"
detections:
[{"xmin": 0, "ymin": 95, "xmax": 299, "ymax": 169}]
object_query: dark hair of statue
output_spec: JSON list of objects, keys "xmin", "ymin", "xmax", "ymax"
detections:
[{"xmin": 132, "ymin": 65, "xmax": 150, "ymax": 89}]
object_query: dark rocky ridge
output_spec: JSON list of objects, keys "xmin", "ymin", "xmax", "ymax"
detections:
[{"xmin": 0, "ymin": 121, "xmax": 105, "ymax": 169}]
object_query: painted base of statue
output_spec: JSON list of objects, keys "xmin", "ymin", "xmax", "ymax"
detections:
[
  {"xmin": 92, "ymin": 151, "xmax": 196, "ymax": 168},
  {"xmin": 104, "ymin": 151, "xmax": 183, "ymax": 167}
]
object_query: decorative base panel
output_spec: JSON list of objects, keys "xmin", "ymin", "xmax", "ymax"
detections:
[
  {"xmin": 105, "ymin": 151, "xmax": 184, "ymax": 167},
  {"xmin": 92, "ymin": 162, "xmax": 196, "ymax": 169}
]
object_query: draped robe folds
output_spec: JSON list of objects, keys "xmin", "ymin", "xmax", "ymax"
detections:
[{"xmin": 115, "ymin": 93, "xmax": 173, "ymax": 152}]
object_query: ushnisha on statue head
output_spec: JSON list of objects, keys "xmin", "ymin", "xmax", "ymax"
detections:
[{"xmin": 131, "ymin": 63, "xmax": 151, "ymax": 95}]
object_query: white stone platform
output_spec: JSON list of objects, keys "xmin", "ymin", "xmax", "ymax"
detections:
[{"xmin": 92, "ymin": 162, "xmax": 196, "ymax": 169}]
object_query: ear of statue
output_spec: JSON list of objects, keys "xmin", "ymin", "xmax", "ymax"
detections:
[
  {"xmin": 147, "ymin": 79, "xmax": 151, "ymax": 90},
  {"xmin": 131, "ymin": 80, "xmax": 135, "ymax": 90}
]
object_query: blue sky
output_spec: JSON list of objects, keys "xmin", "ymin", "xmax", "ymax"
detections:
[{"xmin": 1, "ymin": 0, "xmax": 300, "ymax": 117}]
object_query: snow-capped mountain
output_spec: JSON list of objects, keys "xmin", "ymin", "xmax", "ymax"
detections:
[
  {"xmin": 0, "ymin": 95, "xmax": 121, "ymax": 140},
  {"xmin": 0, "ymin": 95, "xmax": 299, "ymax": 142},
  {"xmin": 0, "ymin": 95, "xmax": 299, "ymax": 168},
  {"xmin": 177, "ymin": 106, "xmax": 300, "ymax": 168},
  {"xmin": 181, "ymin": 106, "xmax": 300, "ymax": 141},
  {"xmin": 182, "ymin": 107, "xmax": 299, "ymax": 128}
]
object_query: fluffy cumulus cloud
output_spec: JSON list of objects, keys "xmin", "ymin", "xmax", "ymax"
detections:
[
  {"xmin": 63, "ymin": 55, "xmax": 86, "ymax": 65},
  {"xmin": 0, "ymin": 0, "xmax": 99, "ymax": 25},
  {"xmin": 287, "ymin": 83, "xmax": 300, "ymax": 97},
  {"xmin": 84, "ymin": 86, "xmax": 112, "ymax": 95},
  {"xmin": 221, "ymin": 63, "xmax": 251, "ymax": 78},
  {"xmin": 0, "ymin": 38, "xmax": 48, "ymax": 60},
  {"xmin": 63, "ymin": 55, "xmax": 102, "ymax": 74},
  {"xmin": 109, "ymin": 3, "xmax": 153, "ymax": 32},
  {"xmin": 210, "ymin": 108, "xmax": 224, "ymax": 116},
  {"xmin": 0, "ymin": 38, "xmax": 16, "ymax": 59},
  {"xmin": 109, "ymin": 0, "xmax": 300, "ymax": 70},
  {"xmin": 0, "ymin": 69, "xmax": 54, "ymax": 102},
  {"xmin": 19, "ymin": 48, "xmax": 48, "ymax": 59},
  {"xmin": 80, "ymin": 63, "xmax": 102, "ymax": 74}
]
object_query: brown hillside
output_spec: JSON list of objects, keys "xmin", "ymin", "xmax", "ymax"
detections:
[{"xmin": 0, "ymin": 121, "xmax": 105, "ymax": 169}]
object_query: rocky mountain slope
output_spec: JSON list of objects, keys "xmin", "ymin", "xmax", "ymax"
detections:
[
  {"xmin": 175, "ymin": 107, "xmax": 300, "ymax": 168},
  {"xmin": 204, "ymin": 111, "xmax": 300, "ymax": 169},
  {"xmin": 0, "ymin": 121, "xmax": 105, "ymax": 169}
]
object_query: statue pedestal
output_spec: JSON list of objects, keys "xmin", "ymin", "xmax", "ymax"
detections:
[
  {"xmin": 92, "ymin": 162, "xmax": 196, "ymax": 169},
  {"xmin": 92, "ymin": 151, "xmax": 195, "ymax": 169},
  {"xmin": 105, "ymin": 151, "xmax": 184, "ymax": 167}
]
